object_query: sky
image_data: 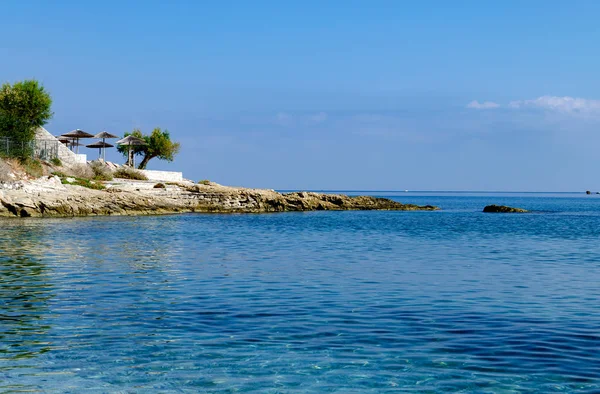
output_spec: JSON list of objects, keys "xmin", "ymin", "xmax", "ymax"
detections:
[{"xmin": 2, "ymin": 0, "xmax": 600, "ymax": 191}]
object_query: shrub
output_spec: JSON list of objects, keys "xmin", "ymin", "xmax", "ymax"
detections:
[
  {"xmin": 0, "ymin": 158, "xmax": 13, "ymax": 182},
  {"xmin": 153, "ymin": 183, "xmax": 166, "ymax": 189},
  {"xmin": 68, "ymin": 164, "xmax": 94, "ymax": 179},
  {"xmin": 51, "ymin": 171, "xmax": 67, "ymax": 178},
  {"xmin": 90, "ymin": 161, "xmax": 113, "ymax": 181},
  {"xmin": 113, "ymin": 167, "xmax": 148, "ymax": 180},
  {"xmin": 198, "ymin": 179, "xmax": 211, "ymax": 185},
  {"xmin": 19, "ymin": 157, "xmax": 43, "ymax": 178},
  {"xmin": 50, "ymin": 157, "xmax": 62, "ymax": 166}
]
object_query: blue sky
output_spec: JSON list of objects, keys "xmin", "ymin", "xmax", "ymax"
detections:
[{"xmin": 2, "ymin": 1, "xmax": 600, "ymax": 191}]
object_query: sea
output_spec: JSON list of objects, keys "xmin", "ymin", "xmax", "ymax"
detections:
[{"xmin": 1, "ymin": 191, "xmax": 599, "ymax": 393}]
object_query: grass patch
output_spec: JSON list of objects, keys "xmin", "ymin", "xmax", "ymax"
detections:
[
  {"xmin": 198, "ymin": 179, "xmax": 211, "ymax": 185},
  {"xmin": 19, "ymin": 158, "xmax": 43, "ymax": 178},
  {"xmin": 60, "ymin": 176, "xmax": 105, "ymax": 190},
  {"xmin": 52, "ymin": 171, "xmax": 106, "ymax": 190},
  {"xmin": 50, "ymin": 157, "xmax": 62, "ymax": 166},
  {"xmin": 114, "ymin": 167, "xmax": 148, "ymax": 180},
  {"xmin": 154, "ymin": 183, "xmax": 166, "ymax": 189}
]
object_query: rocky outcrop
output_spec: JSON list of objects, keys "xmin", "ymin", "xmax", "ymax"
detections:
[
  {"xmin": 483, "ymin": 204, "xmax": 528, "ymax": 213},
  {"xmin": 0, "ymin": 177, "xmax": 439, "ymax": 218}
]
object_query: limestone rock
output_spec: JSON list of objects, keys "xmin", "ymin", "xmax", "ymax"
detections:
[{"xmin": 0, "ymin": 179, "xmax": 440, "ymax": 218}]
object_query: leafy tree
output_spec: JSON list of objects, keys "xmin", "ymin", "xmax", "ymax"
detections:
[
  {"xmin": 0, "ymin": 80, "xmax": 53, "ymax": 152},
  {"xmin": 117, "ymin": 128, "xmax": 180, "ymax": 169}
]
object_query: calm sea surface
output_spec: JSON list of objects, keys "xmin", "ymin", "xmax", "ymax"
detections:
[{"xmin": 1, "ymin": 192, "xmax": 600, "ymax": 393}]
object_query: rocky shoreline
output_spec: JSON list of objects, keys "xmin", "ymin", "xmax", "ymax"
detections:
[{"xmin": 0, "ymin": 176, "xmax": 438, "ymax": 218}]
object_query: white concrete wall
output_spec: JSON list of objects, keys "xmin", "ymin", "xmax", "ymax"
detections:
[
  {"xmin": 73, "ymin": 154, "xmax": 87, "ymax": 164},
  {"xmin": 140, "ymin": 170, "xmax": 183, "ymax": 182}
]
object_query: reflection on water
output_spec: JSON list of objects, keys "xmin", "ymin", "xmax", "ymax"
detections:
[
  {"xmin": 0, "ymin": 196, "xmax": 600, "ymax": 392},
  {"xmin": 0, "ymin": 224, "xmax": 54, "ymax": 393}
]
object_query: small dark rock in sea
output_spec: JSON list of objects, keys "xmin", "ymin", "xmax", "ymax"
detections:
[
  {"xmin": 586, "ymin": 190, "xmax": 591, "ymax": 195},
  {"xmin": 483, "ymin": 204, "xmax": 528, "ymax": 213}
]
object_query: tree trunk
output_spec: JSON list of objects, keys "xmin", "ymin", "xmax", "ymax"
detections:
[
  {"xmin": 138, "ymin": 154, "xmax": 155, "ymax": 170},
  {"xmin": 127, "ymin": 149, "xmax": 134, "ymax": 166}
]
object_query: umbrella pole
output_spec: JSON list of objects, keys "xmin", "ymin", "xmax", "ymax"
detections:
[{"xmin": 102, "ymin": 138, "xmax": 106, "ymax": 161}]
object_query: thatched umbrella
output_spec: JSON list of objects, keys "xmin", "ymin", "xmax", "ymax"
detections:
[
  {"xmin": 86, "ymin": 140, "xmax": 115, "ymax": 160},
  {"xmin": 61, "ymin": 129, "xmax": 94, "ymax": 153},
  {"xmin": 93, "ymin": 131, "xmax": 119, "ymax": 161},
  {"xmin": 116, "ymin": 135, "xmax": 146, "ymax": 167},
  {"xmin": 56, "ymin": 136, "xmax": 71, "ymax": 145}
]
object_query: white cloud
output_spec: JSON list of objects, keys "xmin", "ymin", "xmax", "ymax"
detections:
[
  {"xmin": 508, "ymin": 96, "xmax": 600, "ymax": 113},
  {"xmin": 467, "ymin": 100, "xmax": 500, "ymax": 109},
  {"xmin": 274, "ymin": 112, "xmax": 293, "ymax": 126},
  {"xmin": 273, "ymin": 112, "xmax": 329, "ymax": 126},
  {"xmin": 308, "ymin": 112, "xmax": 328, "ymax": 124}
]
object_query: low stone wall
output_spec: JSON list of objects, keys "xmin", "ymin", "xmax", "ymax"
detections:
[{"xmin": 139, "ymin": 170, "xmax": 183, "ymax": 182}]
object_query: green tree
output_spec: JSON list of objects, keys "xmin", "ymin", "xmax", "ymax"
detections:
[
  {"xmin": 0, "ymin": 80, "xmax": 53, "ymax": 155},
  {"xmin": 117, "ymin": 128, "xmax": 180, "ymax": 169}
]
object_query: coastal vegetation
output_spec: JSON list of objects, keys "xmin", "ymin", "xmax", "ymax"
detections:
[
  {"xmin": 90, "ymin": 161, "xmax": 113, "ymax": 181},
  {"xmin": 20, "ymin": 157, "xmax": 44, "ymax": 178},
  {"xmin": 58, "ymin": 175, "xmax": 106, "ymax": 190},
  {"xmin": 0, "ymin": 79, "xmax": 53, "ymax": 158},
  {"xmin": 117, "ymin": 128, "xmax": 180, "ymax": 170},
  {"xmin": 113, "ymin": 167, "xmax": 148, "ymax": 180}
]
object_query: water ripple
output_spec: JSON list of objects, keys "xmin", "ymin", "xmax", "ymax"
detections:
[{"xmin": 1, "ymin": 196, "xmax": 600, "ymax": 392}]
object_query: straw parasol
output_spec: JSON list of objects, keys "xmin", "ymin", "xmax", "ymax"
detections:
[
  {"xmin": 86, "ymin": 141, "xmax": 115, "ymax": 160},
  {"xmin": 93, "ymin": 131, "xmax": 119, "ymax": 161},
  {"xmin": 56, "ymin": 136, "xmax": 72, "ymax": 145},
  {"xmin": 61, "ymin": 129, "xmax": 94, "ymax": 153},
  {"xmin": 116, "ymin": 135, "xmax": 147, "ymax": 167}
]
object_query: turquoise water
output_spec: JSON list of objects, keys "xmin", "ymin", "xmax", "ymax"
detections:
[{"xmin": 1, "ymin": 192, "xmax": 600, "ymax": 392}]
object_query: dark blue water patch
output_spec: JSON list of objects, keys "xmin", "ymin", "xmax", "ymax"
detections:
[{"xmin": 1, "ymin": 194, "xmax": 600, "ymax": 392}]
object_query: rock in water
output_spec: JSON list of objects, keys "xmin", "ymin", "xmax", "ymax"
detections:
[{"xmin": 483, "ymin": 204, "xmax": 528, "ymax": 213}]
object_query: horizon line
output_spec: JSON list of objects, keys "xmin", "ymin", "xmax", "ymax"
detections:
[{"xmin": 276, "ymin": 189, "xmax": 588, "ymax": 194}]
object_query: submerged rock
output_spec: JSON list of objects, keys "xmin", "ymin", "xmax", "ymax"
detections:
[
  {"xmin": 0, "ymin": 179, "xmax": 439, "ymax": 218},
  {"xmin": 483, "ymin": 204, "xmax": 528, "ymax": 213}
]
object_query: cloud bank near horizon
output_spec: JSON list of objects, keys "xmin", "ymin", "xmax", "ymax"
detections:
[
  {"xmin": 468, "ymin": 96, "xmax": 600, "ymax": 114},
  {"xmin": 466, "ymin": 100, "xmax": 500, "ymax": 109}
]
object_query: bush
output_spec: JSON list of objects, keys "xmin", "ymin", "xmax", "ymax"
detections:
[
  {"xmin": 198, "ymin": 179, "xmax": 211, "ymax": 185},
  {"xmin": 0, "ymin": 158, "xmax": 13, "ymax": 182},
  {"xmin": 113, "ymin": 167, "xmax": 148, "ymax": 180},
  {"xmin": 50, "ymin": 157, "xmax": 62, "ymax": 166},
  {"xmin": 19, "ymin": 157, "xmax": 43, "ymax": 178},
  {"xmin": 153, "ymin": 183, "xmax": 166, "ymax": 189},
  {"xmin": 0, "ymin": 80, "xmax": 53, "ymax": 159},
  {"xmin": 68, "ymin": 164, "xmax": 94, "ymax": 179},
  {"xmin": 90, "ymin": 161, "xmax": 113, "ymax": 181}
]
